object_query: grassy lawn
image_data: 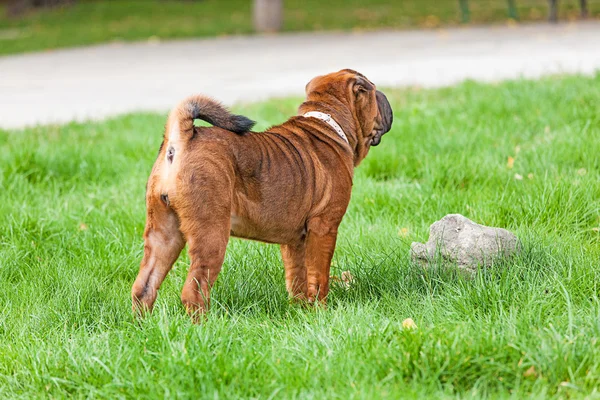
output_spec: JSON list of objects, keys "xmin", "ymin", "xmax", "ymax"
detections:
[
  {"xmin": 0, "ymin": 0, "xmax": 598, "ymax": 56},
  {"xmin": 1, "ymin": 74, "xmax": 599, "ymax": 398}
]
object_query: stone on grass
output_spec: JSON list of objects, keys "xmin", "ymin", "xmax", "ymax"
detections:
[{"xmin": 411, "ymin": 214, "xmax": 520, "ymax": 275}]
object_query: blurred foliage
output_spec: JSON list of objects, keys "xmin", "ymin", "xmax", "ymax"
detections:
[{"xmin": 0, "ymin": 0, "xmax": 597, "ymax": 55}]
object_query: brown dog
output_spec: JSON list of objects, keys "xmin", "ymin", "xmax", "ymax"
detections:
[{"xmin": 131, "ymin": 69, "xmax": 393, "ymax": 319}]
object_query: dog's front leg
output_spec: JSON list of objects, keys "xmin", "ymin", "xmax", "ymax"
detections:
[{"xmin": 304, "ymin": 217, "xmax": 341, "ymax": 304}]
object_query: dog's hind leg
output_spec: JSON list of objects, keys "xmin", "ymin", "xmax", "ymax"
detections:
[
  {"xmin": 281, "ymin": 241, "xmax": 307, "ymax": 301},
  {"xmin": 131, "ymin": 194, "xmax": 185, "ymax": 316},
  {"xmin": 177, "ymin": 189, "xmax": 232, "ymax": 322}
]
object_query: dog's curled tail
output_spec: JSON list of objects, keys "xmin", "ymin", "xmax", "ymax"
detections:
[{"xmin": 167, "ymin": 95, "xmax": 255, "ymax": 138}]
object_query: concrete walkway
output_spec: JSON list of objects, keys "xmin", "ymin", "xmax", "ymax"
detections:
[{"xmin": 1, "ymin": 22, "xmax": 599, "ymax": 129}]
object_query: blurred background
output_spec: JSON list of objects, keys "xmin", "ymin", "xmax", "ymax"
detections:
[
  {"xmin": 1, "ymin": 1, "xmax": 599, "ymax": 128},
  {"xmin": 0, "ymin": 0, "xmax": 598, "ymax": 55}
]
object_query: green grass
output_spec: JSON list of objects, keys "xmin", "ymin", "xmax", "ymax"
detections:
[
  {"xmin": 1, "ymin": 0, "xmax": 598, "ymax": 56},
  {"xmin": 1, "ymin": 74, "xmax": 600, "ymax": 398}
]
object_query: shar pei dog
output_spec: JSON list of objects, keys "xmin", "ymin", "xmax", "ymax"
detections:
[{"xmin": 132, "ymin": 69, "xmax": 393, "ymax": 320}]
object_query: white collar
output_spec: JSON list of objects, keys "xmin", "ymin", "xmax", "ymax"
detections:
[{"xmin": 303, "ymin": 111, "xmax": 349, "ymax": 144}]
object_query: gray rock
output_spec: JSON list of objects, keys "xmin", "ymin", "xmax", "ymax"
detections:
[{"xmin": 411, "ymin": 214, "xmax": 520, "ymax": 274}]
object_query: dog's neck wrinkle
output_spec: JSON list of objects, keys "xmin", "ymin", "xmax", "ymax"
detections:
[{"xmin": 348, "ymin": 101, "xmax": 372, "ymax": 166}]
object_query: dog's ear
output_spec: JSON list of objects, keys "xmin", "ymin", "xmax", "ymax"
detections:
[
  {"xmin": 371, "ymin": 90, "xmax": 393, "ymax": 146},
  {"xmin": 353, "ymin": 75, "xmax": 375, "ymax": 95},
  {"xmin": 305, "ymin": 79, "xmax": 313, "ymax": 94},
  {"xmin": 305, "ymin": 75, "xmax": 322, "ymax": 95}
]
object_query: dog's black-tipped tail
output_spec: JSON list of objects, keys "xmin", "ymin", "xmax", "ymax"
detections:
[{"xmin": 168, "ymin": 95, "xmax": 255, "ymax": 138}]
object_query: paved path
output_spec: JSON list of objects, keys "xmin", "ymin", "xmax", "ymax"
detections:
[{"xmin": 1, "ymin": 22, "xmax": 599, "ymax": 129}]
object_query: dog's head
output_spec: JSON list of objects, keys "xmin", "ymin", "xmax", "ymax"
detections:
[{"xmin": 304, "ymin": 69, "xmax": 393, "ymax": 164}]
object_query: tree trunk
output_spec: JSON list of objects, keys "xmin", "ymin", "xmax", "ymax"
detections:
[
  {"xmin": 548, "ymin": 0, "xmax": 559, "ymax": 23},
  {"xmin": 459, "ymin": 0, "xmax": 470, "ymax": 23},
  {"xmin": 580, "ymin": 0, "xmax": 588, "ymax": 18},
  {"xmin": 507, "ymin": 0, "xmax": 519, "ymax": 20},
  {"xmin": 253, "ymin": 0, "xmax": 283, "ymax": 33}
]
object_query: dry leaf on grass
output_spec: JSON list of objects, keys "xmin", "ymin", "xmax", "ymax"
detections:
[
  {"xmin": 523, "ymin": 365, "xmax": 538, "ymax": 378},
  {"xmin": 402, "ymin": 318, "xmax": 417, "ymax": 330},
  {"xmin": 507, "ymin": 156, "xmax": 515, "ymax": 169},
  {"xmin": 330, "ymin": 271, "xmax": 354, "ymax": 289},
  {"xmin": 341, "ymin": 271, "xmax": 354, "ymax": 286}
]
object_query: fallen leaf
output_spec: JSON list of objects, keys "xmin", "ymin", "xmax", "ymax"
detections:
[
  {"xmin": 529, "ymin": 8, "xmax": 543, "ymax": 19},
  {"xmin": 523, "ymin": 365, "xmax": 537, "ymax": 378},
  {"xmin": 330, "ymin": 271, "xmax": 354, "ymax": 289},
  {"xmin": 423, "ymin": 15, "xmax": 440, "ymax": 28},
  {"xmin": 398, "ymin": 227, "xmax": 409, "ymax": 237},
  {"xmin": 507, "ymin": 156, "xmax": 515, "ymax": 169},
  {"xmin": 340, "ymin": 271, "xmax": 354, "ymax": 288},
  {"xmin": 147, "ymin": 36, "xmax": 161, "ymax": 44},
  {"xmin": 402, "ymin": 318, "xmax": 417, "ymax": 330}
]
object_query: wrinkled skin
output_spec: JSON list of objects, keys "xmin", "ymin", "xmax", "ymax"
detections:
[{"xmin": 131, "ymin": 69, "xmax": 394, "ymax": 321}]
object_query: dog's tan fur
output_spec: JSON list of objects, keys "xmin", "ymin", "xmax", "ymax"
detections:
[{"xmin": 131, "ymin": 69, "xmax": 393, "ymax": 319}]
